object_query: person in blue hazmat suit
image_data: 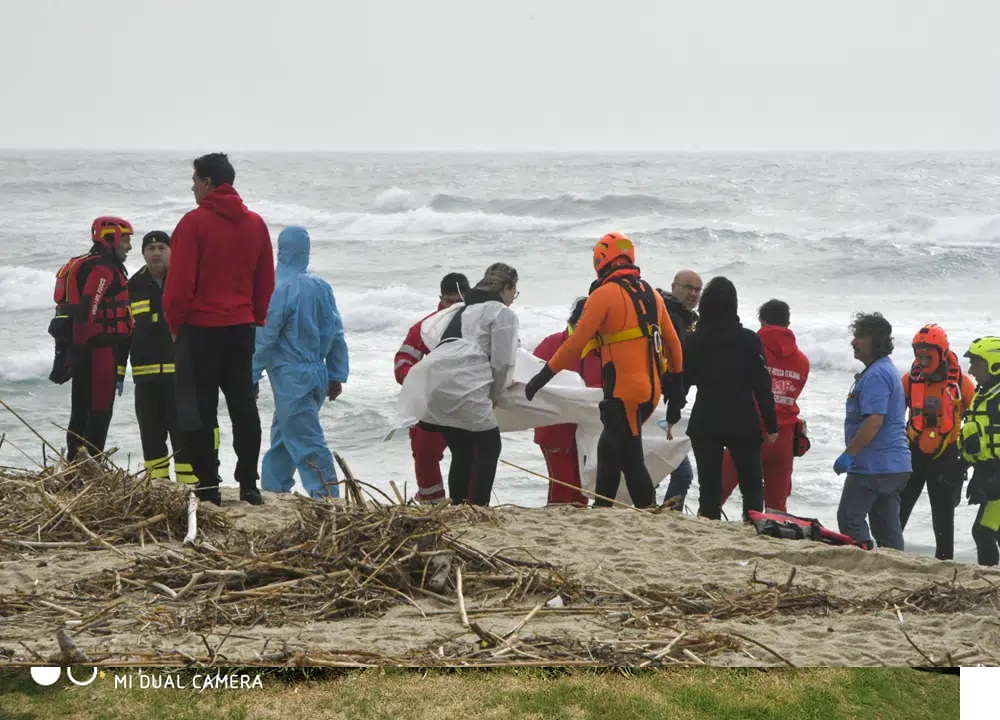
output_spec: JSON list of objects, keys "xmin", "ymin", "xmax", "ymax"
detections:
[{"xmin": 252, "ymin": 225, "xmax": 349, "ymax": 498}]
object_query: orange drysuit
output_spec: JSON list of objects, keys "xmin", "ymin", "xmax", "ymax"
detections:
[{"xmin": 546, "ymin": 268, "xmax": 683, "ymax": 435}]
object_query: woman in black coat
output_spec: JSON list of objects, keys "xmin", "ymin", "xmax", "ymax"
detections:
[{"xmin": 681, "ymin": 276, "xmax": 779, "ymax": 520}]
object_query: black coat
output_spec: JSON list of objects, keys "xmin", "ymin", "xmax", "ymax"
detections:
[
  {"xmin": 657, "ymin": 290, "xmax": 698, "ymax": 346},
  {"xmin": 682, "ymin": 320, "xmax": 778, "ymax": 442}
]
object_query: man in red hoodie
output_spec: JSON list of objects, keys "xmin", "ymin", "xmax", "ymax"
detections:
[
  {"xmin": 393, "ymin": 272, "xmax": 471, "ymax": 502},
  {"xmin": 164, "ymin": 153, "xmax": 276, "ymax": 506},
  {"xmin": 721, "ymin": 299, "xmax": 810, "ymax": 512},
  {"xmin": 532, "ymin": 297, "xmax": 603, "ymax": 505}
]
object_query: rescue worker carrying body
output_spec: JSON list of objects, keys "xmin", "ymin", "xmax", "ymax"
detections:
[
  {"xmin": 959, "ymin": 336, "xmax": 1000, "ymax": 566},
  {"xmin": 252, "ymin": 226, "xmax": 349, "ymax": 500},
  {"xmin": 531, "ymin": 297, "xmax": 603, "ymax": 506},
  {"xmin": 416, "ymin": 263, "xmax": 520, "ymax": 506},
  {"xmin": 898, "ymin": 324, "xmax": 974, "ymax": 561},
  {"xmin": 393, "ymin": 272, "xmax": 471, "ymax": 502},
  {"xmin": 119, "ymin": 231, "xmax": 196, "ymax": 486},
  {"xmin": 524, "ymin": 233, "xmax": 684, "ymax": 509},
  {"xmin": 656, "ymin": 270, "xmax": 701, "ymax": 508},
  {"xmin": 50, "ymin": 217, "xmax": 134, "ymax": 461}
]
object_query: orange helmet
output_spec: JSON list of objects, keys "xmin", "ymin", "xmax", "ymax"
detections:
[
  {"xmin": 912, "ymin": 323, "xmax": 949, "ymax": 373},
  {"xmin": 593, "ymin": 232, "xmax": 635, "ymax": 274},
  {"xmin": 91, "ymin": 216, "xmax": 134, "ymax": 248}
]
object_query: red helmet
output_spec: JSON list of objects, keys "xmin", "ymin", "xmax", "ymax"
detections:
[
  {"xmin": 91, "ymin": 216, "xmax": 134, "ymax": 248},
  {"xmin": 912, "ymin": 323, "xmax": 949, "ymax": 373},
  {"xmin": 593, "ymin": 232, "xmax": 635, "ymax": 274}
]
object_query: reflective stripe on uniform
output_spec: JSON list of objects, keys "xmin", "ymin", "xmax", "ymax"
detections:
[
  {"xmin": 132, "ymin": 363, "xmax": 175, "ymax": 376},
  {"xmin": 143, "ymin": 457, "xmax": 170, "ymax": 479},
  {"xmin": 394, "ymin": 359, "xmax": 412, "ymax": 371},
  {"xmin": 214, "ymin": 427, "xmax": 220, "ymax": 450},
  {"xmin": 397, "ymin": 344, "xmax": 424, "ymax": 361},
  {"xmin": 417, "ymin": 482, "xmax": 445, "ymax": 497},
  {"xmin": 174, "ymin": 462, "xmax": 198, "ymax": 485},
  {"xmin": 117, "ymin": 365, "xmax": 126, "ymax": 376},
  {"xmin": 130, "ymin": 300, "xmax": 151, "ymax": 315}
]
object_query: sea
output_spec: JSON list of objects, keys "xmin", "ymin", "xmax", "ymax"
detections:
[{"xmin": 1, "ymin": 151, "xmax": 998, "ymax": 562}]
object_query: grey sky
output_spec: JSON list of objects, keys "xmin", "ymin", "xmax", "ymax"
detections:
[{"xmin": 4, "ymin": 0, "xmax": 999, "ymax": 151}]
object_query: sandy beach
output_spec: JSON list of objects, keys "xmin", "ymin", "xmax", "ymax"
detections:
[{"xmin": 2, "ymin": 465, "xmax": 999, "ymax": 669}]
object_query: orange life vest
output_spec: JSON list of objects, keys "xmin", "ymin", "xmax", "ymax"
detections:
[
  {"xmin": 907, "ymin": 350, "xmax": 964, "ymax": 457},
  {"xmin": 52, "ymin": 253, "xmax": 132, "ymax": 341}
]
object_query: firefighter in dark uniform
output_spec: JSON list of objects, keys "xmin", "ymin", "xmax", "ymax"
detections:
[
  {"xmin": 119, "ymin": 231, "xmax": 199, "ymax": 485},
  {"xmin": 50, "ymin": 216, "xmax": 134, "ymax": 461}
]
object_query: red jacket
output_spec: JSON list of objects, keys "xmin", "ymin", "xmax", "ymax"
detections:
[
  {"xmin": 163, "ymin": 184, "xmax": 275, "ymax": 335},
  {"xmin": 393, "ymin": 304, "xmax": 443, "ymax": 385},
  {"xmin": 532, "ymin": 329, "xmax": 603, "ymax": 447},
  {"xmin": 758, "ymin": 325, "xmax": 809, "ymax": 428}
]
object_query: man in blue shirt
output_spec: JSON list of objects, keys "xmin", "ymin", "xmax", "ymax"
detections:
[{"xmin": 834, "ymin": 312, "xmax": 911, "ymax": 550}]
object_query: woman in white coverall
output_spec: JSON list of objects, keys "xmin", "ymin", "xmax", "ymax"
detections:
[{"xmin": 416, "ymin": 263, "xmax": 519, "ymax": 505}]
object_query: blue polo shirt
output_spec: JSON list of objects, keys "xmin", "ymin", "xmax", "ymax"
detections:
[{"xmin": 844, "ymin": 356, "xmax": 911, "ymax": 475}]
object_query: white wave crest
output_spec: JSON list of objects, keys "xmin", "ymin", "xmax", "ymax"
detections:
[{"xmin": 0, "ymin": 265, "xmax": 54, "ymax": 311}]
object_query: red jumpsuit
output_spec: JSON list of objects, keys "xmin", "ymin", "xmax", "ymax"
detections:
[
  {"xmin": 394, "ymin": 305, "xmax": 449, "ymax": 501},
  {"xmin": 532, "ymin": 329, "xmax": 603, "ymax": 505},
  {"xmin": 721, "ymin": 325, "xmax": 810, "ymax": 512}
]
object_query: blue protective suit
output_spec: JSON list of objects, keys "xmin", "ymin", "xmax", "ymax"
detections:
[{"xmin": 251, "ymin": 226, "xmax": 349, "ymax": 498}]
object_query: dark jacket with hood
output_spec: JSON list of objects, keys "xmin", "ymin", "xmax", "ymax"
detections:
[
  {"xmin": 657, "ymin": 289, "xmax": 698, "ymax": 347},
  {"xmin": 682, "ymin": 277, "xmax": 778, "ymax": 441},
  {"xmin": 163, "ymin": 184, "xmax": 275, "ymax": 335}
]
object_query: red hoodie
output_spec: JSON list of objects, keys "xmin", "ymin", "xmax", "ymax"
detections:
[
  {"xmin": 163, "ymin": 184, "xmax": 275, "ymax": 335},
  {"xmin": 758, "ymin": 325, "xmax": 810, "ymax": 428},
  {"xmin": 532, "ymin": 329, "xmax": 603, "ymax": 448}
]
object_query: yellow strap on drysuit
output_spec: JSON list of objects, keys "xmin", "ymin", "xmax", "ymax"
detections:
[{"xmin": 581, "ymin": 326, "xmax": 648, "ymax": 359}]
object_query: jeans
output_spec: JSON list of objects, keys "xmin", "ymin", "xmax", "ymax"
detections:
[
  {"xmin": 837, "ymin": 472, "xmax": 910, "ymax": 550},
  {"xmin": 663, "ymin": 456, "xmax": 694, "ymax": 503}
]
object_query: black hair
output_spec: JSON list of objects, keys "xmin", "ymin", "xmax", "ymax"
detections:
[
  {"xmin": 568, "ymin": 298, "xmax": 587, "ymax": 326},
  {"xmin": 758, "ymin": 299, "xmax": 790, "ymax": 327},
  {"xmin": 697, "ymin": 276, "xmax": 739, "ymax": 326},
  {"xmin": 440, "ymin": 272, "xmax": 471, "ymax": 296},
  {"xmin": 850, "ymin": 312, "xmax": 894, "ymax": 358},
  {"xmin": 193, "ymin": 153, "xmax": 235, "ymax": 187}
]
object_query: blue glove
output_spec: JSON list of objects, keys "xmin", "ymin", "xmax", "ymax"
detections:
[
  {"xmin": 116, "ymin": 379, "xmax": 124, "ymax": 397},
  {"xmin": 833, "ymin": 451, "xmax": 854, "ymax": 475}
]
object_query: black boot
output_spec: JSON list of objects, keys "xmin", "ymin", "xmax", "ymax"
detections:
[
  {"xmin": 240, "ymin": 486, "xmax": 264, "ymax": 506},
  {"xmin": 196, "ymin": 486, "xmax": 222, "ymax": 506}
]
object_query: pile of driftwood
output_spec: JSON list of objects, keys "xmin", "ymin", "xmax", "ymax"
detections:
[
  {"xmin": 0, "ymin": 448, "xmax": 231, "ymax": 549},
  {"xmin": 2, "ymin": 450, "xmax": 1000, "ymax": 668}
]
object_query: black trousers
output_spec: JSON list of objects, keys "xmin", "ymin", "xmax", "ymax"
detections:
[
  {"xmin": 67, "ymin": 345, "xmax": 117, "ymax": 461},
  {"xmin": 439, "ymin": 426, "xmax": 501, "ymax": 506},
  {"xmin": 691, "ymin": 436, "xmax": 763, "ymax": 520},
  {"xmin": 594, "ymin": 399, "xmax": 655, "ymax": 508},
  {"xmin": 135, "ymin": 379, "xmax": 195, "ymax": 484},
  {"xmin": 174, "ymin": 324, "xmax": 260, "ymax": 490},
  {"xmin": 898, "ymin": 455, "xmax": 965, "ymax": 560},
  {"xmin": 972, "ymin": 502, "xmax": 1000, "ymax": 566}
]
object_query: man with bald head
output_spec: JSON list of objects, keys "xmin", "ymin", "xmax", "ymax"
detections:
[{"xmin": 657, "ymin": 270, "xmax": 703, "ymax": 508}]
